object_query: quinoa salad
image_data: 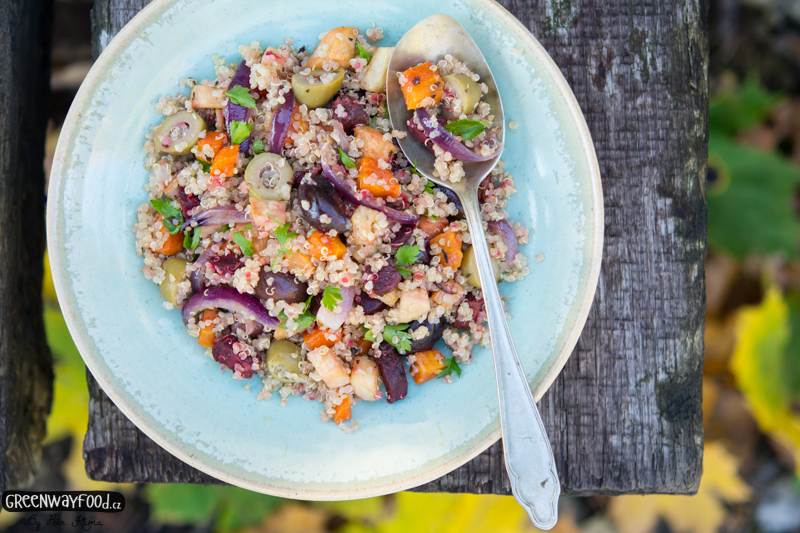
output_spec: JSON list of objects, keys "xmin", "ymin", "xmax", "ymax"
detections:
[{"xmin": 133, "ymin": 24, "xmax": 530, "ymax": 430}]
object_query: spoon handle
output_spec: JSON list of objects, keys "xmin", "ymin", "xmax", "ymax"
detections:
[{"xmin": 462, "ymin": 193, "xmax": 561, "ymax": 530}]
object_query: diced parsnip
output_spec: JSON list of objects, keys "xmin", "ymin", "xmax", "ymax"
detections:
[
  {"xmin": 307, "ymin": 27, "xmax": 359, "ymax": 70},
  {"xmin": 393, "ymin": 287, "xmax": 430, "ymax": 323},
  {"xmin": 333, "ymin": 395, "xmax": 352, "ymax": 423},
  {"xmin": 250, "ymin": 198, "xmax": 286, "ymax": 230},
  {"xmin": 432, "ymin": 281, "xmax": 466, "ymax": 311},
  {"xmin": 286, "ymin": 252, "xmax": 315, "ymax": 279},
  {"xmin": 351, "ymin": 356, "xmax": 381, "ymax": 401},
  {"xmin": 191, "ymin": 84, "xmax": 226, "ymax": 109},
  {"xmin": 360, "ymin": 46, "xmax": 394, "ymax": 93},
  {"xmin": 354, "ymin": 125, "xmax": 397, "ymax": 161},
  {"xmin": 372, "ymin": 289, "xmax": 399, "ymax": 307},
  {"xmin": 410, "ymin": 350, "xmax": 447, "ymax": 385},
  {"xmin": 306, "ymin": 346, "xmax": 350, "ymax": 388},
  {"xmin": 350, "ymin": 205, "xmax": 383, "ymax": 247}
]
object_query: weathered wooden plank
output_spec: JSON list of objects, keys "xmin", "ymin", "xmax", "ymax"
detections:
[
  {"xmin": 0, "ymin": 0, "xmax": 54, "ymax": 494},
  {"xmin": 85, "ymin": 0, "xmax": 707, "ymax": 495}
]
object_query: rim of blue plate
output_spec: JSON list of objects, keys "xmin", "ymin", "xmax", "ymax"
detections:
[{"xmin": 46, "ymin": 0, "xmax": 603, "ymax": 499}]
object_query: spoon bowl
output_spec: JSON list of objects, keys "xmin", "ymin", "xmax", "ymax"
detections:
[{"xmin": 388, "ymin": 14, "xmax": 561, "ymax": 530}]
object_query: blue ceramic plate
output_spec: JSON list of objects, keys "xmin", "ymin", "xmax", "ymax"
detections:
[{"xmin": 47, "ymin": 0, "xmax": 602, "ymax": 499}]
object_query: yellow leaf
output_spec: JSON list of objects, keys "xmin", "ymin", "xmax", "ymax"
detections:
[{"xmin": 608, "ymin": 442, "xmax": 750, "ymax": 533}]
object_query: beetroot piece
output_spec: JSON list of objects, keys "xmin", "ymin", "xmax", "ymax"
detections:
[
  {"xmin": 178, "ymin": 186, "xmax": 201, "ymax": 218},
  {"xmin": 454, "ymin": 297, "xmax": 485, "ymax": 328},
  {"xmin": 328, "ymin": 94, "xmax": 369, "ymax": 133},
  {"xmin": 212, "ymin": 334, "xmax": 258, "ymax": 379},
  {"xmin": 368, "ymin": 265, "xmax": 401, "ymax": 296},
  {"xmin": 354, "ymin": 293, "xmax": 386, "ymax": 315},
  {"xmin": 390, "ymin": 224, "xmax": 414, "ymax": 248},
  {"xmin": 209, "ymin": 254, "xmax": 241, "ymax": 275},
  {"xmin": 375, "ymin": 342, "xmax": 408, "ymax": 403}
]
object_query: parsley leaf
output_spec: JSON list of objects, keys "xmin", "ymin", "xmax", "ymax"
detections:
[
  {"xmin": 268, "ymin": 215, "xmax": 298, "ymax": 268},
  {"xmin": 338, "ymin": 147, "xmax": 356, "ymax": 168},
  {"xmin": 252, "ymin": 139, "xmax": 266, "ymax": 155},
  {"xmin": 199, "ymin": 159, "xmax": 212, "ymax": 172},
  {"xmin": 230, "ymin": 121, "xmax": 253, "ymax": 145},
  {"xmin": 423, "ymin": 179, "xmax": 435, "ymax": 195},
  {"xmin": 232, "ymin": 224, "xmax": 254, "ymax": 256},
  {"xmin": 382, "ymin": 324, "xmax": 412, "ymax": 353},
  {"xmin": 150, "ymin": 198, "xmax": 184, "ymax": 235},
  {"xmin": 365, "ymin": 329, "xmax": 377, "ymax": 343},
  {"xmin": 443, "ymin": 119, "xmax": 491, "ymax": 141},
  {"xmin": 278, "ymin": 295, "xmax": 315, "ymax": 330},
  {"xmin": 225, "ymin": 85, "xmax": 257, "ymax": 109},
  {"xmin": 183, "ymin": 227, "xmax": 201, "ymax": 250},
  {"xmin": 322, "ymin": 285, "xmax": 343, "ymax": 312},
  {"xmin": 438, "ymin": 356, "xmax": 462, "ymax": 379},
  {"xmin": 394, "ymin": 244, "xmax": 421, "ymax": 277},
  {"xmin": 356, "ymin": 42, "xmax": 372, "ymax": 62}
]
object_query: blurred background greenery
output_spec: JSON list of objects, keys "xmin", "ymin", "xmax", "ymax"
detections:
[{"xmin": 5, "ymin": 0, "xmax": 800, "ymax": 531}]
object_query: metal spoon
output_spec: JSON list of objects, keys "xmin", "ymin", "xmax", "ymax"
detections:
[{"xmin": 387, "ymin": 14, "xmax": 560, "ymax": 529}]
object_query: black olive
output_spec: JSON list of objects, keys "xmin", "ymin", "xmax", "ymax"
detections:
[
  {"xmin": 407, "ymin": 318, "xmax": 445, "ymax": 353},
  {"xmin": 254, "ymin": 270, "xmax": 309, "ymax": 304},
  {"xmin": 297, "ymin": 174, "xmax": 352, "ymax": 234},
  {"xmin": 355, "ymin": 293, "xmax": 386, "ymax": 315},
  {"xmin": 433, "ymin": 185, "xmax": 463, "ymax": 219}
]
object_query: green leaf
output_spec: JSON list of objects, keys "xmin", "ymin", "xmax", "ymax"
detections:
[
  {"xmin": 443, "ymin": 119, "xmax": 491, "ymax": 141},
  {"xmin": 199, "ymin": 159, "xmax": 212, "ymax": 172},
  {"xmin": 232, "ymin": 229, "xmax": 254, "ymax": 256},
  {"xmin": 396, "ymin": 266, "xmax": 412, "ymax": 277},
  {"xmin": 439, "ymin": 356, "xmax": 462, "ymax": 379},
  {"xmin": 150, "ymin": 198, "xmax": 184, "ymax": 230},
  {"xmin": 145, "ymin": 484, "xmax": 218, "ymax": 525},
  {"xmin": 423, "ymin": 179, "xmax": 435, "ymax": 195},
  {"xmin": 183, "ymin": 228, "xmax": 201, "ymax": 250},
  {"xmin": 230, "ymin": 120, "xmax": 253, "ymax": 145},
  {"xmin": 365, "ymin": 329, "xmax": 377, "ymax": 343},
  {"xmin": 322, "ymin": 285, "xmax": 342, "ymax": 311},
  {"xmin": 382, "ymin": 324, "xmax": 412, "ymax": 353},
  {"xmin": 225, "ymin": 85, "xmax": 257, "ymax": 109},
  {"xmin": 395, "ymin": 244, "xmax": 421, "ymax": 266},
  {"xmin": 338, "ymin": 147, "xmax": 356, "ymax": 168},
  {"xmin": 709, "ymin": 75, "xmax": 782, "ymax": 136},
  {"xmin": 212, "ymin": 486, "xmax": 282, "ymax": 532},
  {"xmin": 356, "ymin": 41, "xmax": 372, "ymax": 62},
  {"xmin": 707, "ymin": 134, "xmax": 800, "ymax": 258},
  {"xmin": 279, "ymin": 296, "xmax": 315, "ymax": 330},
  {"xmin": 252, "ymin": 139, "xmax": 266, "ymax": 154},
  {"xmin": 162, "ymin": 218, "xmax": 181, "ymax": 235}
]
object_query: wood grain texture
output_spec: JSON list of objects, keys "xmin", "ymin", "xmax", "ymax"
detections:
[
  {"xmin": 85, "ymin": 0, "xmax": 707, "ymax": 495},
  {"xmin": 0, "ymin": 0, "xmax": 53, "ymax": 494}
]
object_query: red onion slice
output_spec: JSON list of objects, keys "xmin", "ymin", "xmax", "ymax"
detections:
[
  {"xmin": 269, "ymin": 88, "xmax": 294, "ymax": 153},
  {"xmin": 189, "ymin": 246, "xmax": 215, "ymax": 293},
  {"xmin": 413, "ymin": 108, "xmax": 498, "ymax": 162},
  {"xmin": 182, "ymin": 286, "xmax": 278, "ymax": 327},
  {"xmin": 488, "ymin": 219, "xmax": 518, "ymax": 268},
  {"xmin": 181, "ymin": 205, "xmax": 251, "ymax": 231},
  {"xmin": 331, "ymin": 119, "xmax": 349, "ymax": 152},
  {"xmin": 320, "ymin": 159, "xmax": 419, "ymax": 225},
  {"xmin": 315, "ymin": 285, "xmax": 355, "ymax": 331},
  {"xmin": 225, "ymin": 61, "xmax": 254, "ymax": 155}
]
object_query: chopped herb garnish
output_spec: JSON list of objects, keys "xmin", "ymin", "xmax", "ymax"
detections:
[
  {"xmin": 183, "ymin": 227, "xmax": 201, "ymax": 250},
  {"xmin": 423, "ymin": 180, "xmax": 435, "ymax": 195},
  {"xmin": 221, "ymin": 224, "xmax": 230, "ymax": 232},
  {"xmin": 439, "ymin": 356, "xmax": 462, "ymax": 379},
  {"xmin": 269, "ymin": 215, "xmax": 298, "ymax": 268},
  {"xmin": 428, "ymin": 215, "xmax": 439, "ymax": 221},
  {"xmin": 230, "ymin": 120, "xmax": 254, "ymax": 145},
  {"xmin": 394, "ymin": 244, "xmax": 421, "ymax": 277},
  {"xmin": 232, "ymin": 224, "xmax": 254, "ymax": 256},
  {"xmin": 374, "ymin": 324, "xmax": 412, "ymax": 353},
  {"xmin": 338, "ymin": 147, "xmax": 356, "ymax": 168},
  {"xmin": 199, "ymin": 160, "xmax": 212, "ymax": 172},
  {"xmin": 150, "ymin": 198, "xmax": 184, "ymax": 235},
  {"xmin": 365, "ymin": 329, "xmax": 377, "ymax": 343},
  {"xmin": 225, "ymin": 85, "xmax": 257, "ymax": 109},
  {"xmin": 322, "ymin": 285, "xmax": 343, "ymax": 312},
  {"xmin": 356, "ymin": 42, "xmax": 372, "ymax": 62},
  {"xmin": 279, "ymin": 295, "xmax": 315, "ymax": 330},
  {"xmin": 443, "ymin": 119, "xmax": 491, "ymax": 141},
  {"xmin": 252, "ymin": 139, "xmax": 266, "ymax": 154}
]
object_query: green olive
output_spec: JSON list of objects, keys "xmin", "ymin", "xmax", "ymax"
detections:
[
  {"xmin": 291, "ymin": 69, "xmax": 345, "ymax": 109},
  {"xmin": 154, "ymin": 110, "xmax": 207, "ymax": 155},
  {"xmin": 460, "ymin": 246, "xmax": 501, "ymax": 289},
  {"xmin": 266, "ymin": 340, "xmax": 304, "ymax": 382},
  {"xmin": 159, "ymin": 258, "xmax": 189, "ymax": 304},
  {"xmin": 244, "ymin": 153, "xmax": 293, "ymax": 201},
  {"xmin": 441, "ymin": 74, "xmax": 482, "ymax": 120}
]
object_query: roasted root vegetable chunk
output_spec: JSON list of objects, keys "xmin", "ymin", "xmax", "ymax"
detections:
[
  {"xmin": 196, "ymin": 131, "xmax": 228, "ymax": 162},
  {"xmin": 304, "ymin": 326, "xmax": 342, "ymax": 350},
  {"xmin": 286, "ymin": 251, "xmax": 315, "ymax": 279},
  {"xmin": 285, "ymin": 103, "xmax": 309, "ymax": 147},
  {"xmin": 417, "ymin": 215, "xmax": 449, "ymax": 238},
  {"xmin": 394, "ymin": 287, "xmax": 430, "ymax": 323},
  {"xmin": 358, "ymin": 157, "xmax": 400, "ymax": 199},
  {"xmin": 250, "ymin": 198, "xmax": 286, "ymax": 230},
  {"xmin": 307, "ymin": 230, "xmax": 347, "ymax": 260},
  {"xmin": 354, "ymin": 125, "xmax": 397, "ymax": 161},
  {"xmin": 360, "ymin": 46, "xmax": 394, "ymax": 93},
  {"xmin": 375, "ymin": 343, "xmax": 407, "ymax": 403},
  {"xmin": 210, "ymin": 145, "xmax": 239, "ymax": 177},
  {"xmin": 410, "ymin": 349, "xmax": 447, "ymax": 385},
  {"xmin": 191, "ymin": 84, "xmax": 226, "ymax": 109},
  {"xmin": 333, "ymin": 394, "xmax": 352, "ymax": 423},
  {"xmin": 307, "ymin": 26, "xmax": 359, "ymax": 70},
  {"xmin": 432, "ymin": 230, "xmax": 463, "ymax": 269},
  {"xmin": 432, "ymin": 281, "xmax": 466, "ymax": 311},
  {"xmin": 197, "ymin": 309, "xmax": 218, "ymax": 347},
  {"xmin": 351, "ymin": 356, "xmax": 380, "ymax": 401},
  {"xmin": 400, "ymin": 62, "xmax": 444, "ymax": 110},
  {"xmin": 307, "ymin": 346, "xmax": 350, "ymax": 388},
  {"xmin": 156, "ymin": 220, "xmax": 184, "ymax": 255}
]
